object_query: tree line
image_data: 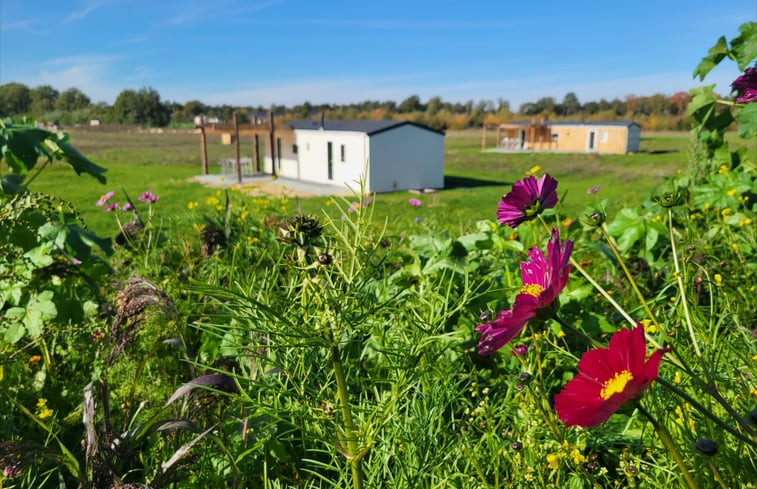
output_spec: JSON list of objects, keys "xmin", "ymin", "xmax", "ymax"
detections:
[{"xmin": 0, "ymin": 82, "xmax": 699, "ymax": 131}]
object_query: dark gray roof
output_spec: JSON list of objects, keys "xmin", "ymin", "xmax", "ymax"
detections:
[{"xmin": 285, "ymin": 119, "xmax": 444, "ymax": 136}]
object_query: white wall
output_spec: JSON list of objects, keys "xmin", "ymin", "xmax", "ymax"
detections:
[
  {"xmin": 368, "ymin": 125, "xmax": 444, "ymax": 193},
  {"xmin": 293, "ymin": 130, "xmax": 369, "ymax": 191}
]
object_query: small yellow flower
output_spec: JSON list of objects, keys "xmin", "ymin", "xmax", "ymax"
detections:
[
  {"xmin": 29, "ymin": 355, "xmax": 42, "ymax": 365},
  {"xmin": 721, "ymin": 208, "xmax": 731, "ymax": 217},
  {"xmin": 570, "ymin": 447, "xmax": 586, "ymax": 465},
  {"xmin": 718, "ymin": 165, "xmax": 729, "ymax": 174},
  {"xmin": 673, "ymin": 371, "xmax": 682, "ymax": 384},
  {"xmin": 561, "ymin": 218, "xmax": 573, "ymax": 227},
  {"xmin": 726, "ymin": 188, "xmax": 737, "ymax": 197},
  {"xmin": 206, "ymin": 196, "xmax": 220, "ymax": 206},
  {"xmin": 714, "ymin": 274, "xmax": 723, "ymax": 286},
  {"xmin": 37, "ymin": 398, "xmax": 48, "ymax": 408},
  {"xmin": 739, "ymin": 218, "xmax": 752, "ymax": 227},
  {"xmin": 187, "ymin": 201, "xmax": 199, "ymax": 209},
  {"xmin": 526, "ymin": 165, "xmax": 541, "ymax": 175},
  {"xmin": 38, "ymin": 407, "xmax": 53, "ymax": 419},
  {"xmin": 546, "ymin": 453, "xmax": 560, "ymax": 469}
]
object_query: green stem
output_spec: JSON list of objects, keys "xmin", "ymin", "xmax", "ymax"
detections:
[
  {"xmin": 569, "ymin": 257, "xmax": 638, "ymax": 328},
  {"xmin": 636, "ymin": 401, "xmax": 700, "ymax": 489},
  {"xmin": 657, "ymin": 377, "xmax": 757, "ymax": 448},
  {"xmin": 600, "ymin": 225, "xmax": 662, "ymax": 332},
  {"xmin": 553, "ymin": 314, "xmax": 603, "ymax": 348},
  {"xmin": 23, "ymin": 158, "xmax": 50, "ymax": 187},
  {"xmin": 331, "ymin": 345, "xmax": 364, "ymax": 489},
  {"xmin": 667, "ymin": 208, "xmax": 702, "ymax": 360}
]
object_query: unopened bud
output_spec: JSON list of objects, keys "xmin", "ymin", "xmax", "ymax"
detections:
[
  {"xmin": 583, "ymin": 209, "xmax": 606, "ymax": 227},
  {"xmin": 518, "ymin": 372, "xmax": 532, "ymax": 384},
  {"xmin": 654, "ymin": 186, "xmax": 689, "ymax": 208},
  {"xmin": 695, "ymin": 438, "xmax": 718, "ymax": 456}
]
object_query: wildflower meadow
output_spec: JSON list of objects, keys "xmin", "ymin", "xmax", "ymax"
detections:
[{"xmin": 1, "ymin": 22, "xmax": 756, "ymax": 489}]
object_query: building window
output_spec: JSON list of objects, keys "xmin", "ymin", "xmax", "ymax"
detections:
[
  {"xmin": 600, "ymin": 131, "xmax": 609, "ymax": 143},
  {"xmin": 293, "ymin": 144, "xmax": 298, "ymax": 154},
  {"xmin": 340, "ymin": 144, "xmax": 345, "ymax": 162}
]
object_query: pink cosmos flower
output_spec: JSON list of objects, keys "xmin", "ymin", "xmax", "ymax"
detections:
[
  {"xmin": 497, "ymin": 174, "xmax": 558, "ymax": 228},
  {"xmin": 554, "ymin": 324, "xmax": 669, "ymax": 428},
  {"xmin": 105, "ymin": 202, "xmax": 120, "ymax": 212},
  {"xmin": 409, "ymin": 198, "xmax": 422, "ymax": 207},
  {"xmin": 586, "ymin": 185, "xmax": 601, "ymax": 195},
  {"xmin": 138, "ymin": 190, "xmax": 159, "ymax": 204},
  {"xmin": 476, "ymin": 228, "xmax": 572, "ymax": 355},
  {"xmin": 731, "ymin": 67, "xmax": 757, "ymax": 104},
  {"xmin": 121, "ymin": 202, "xmax": 133, "ymax": 211},
  {"xmin": 96, "ymin": 190, "xmax": 115, "ymax": 207}
]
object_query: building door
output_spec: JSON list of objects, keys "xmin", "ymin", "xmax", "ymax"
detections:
[
  {"xmin": 587, "ymin": 130, "xmax": 597, "ymax": 151},
  {"xmin": 327, "ymin": 142, "xmax": 333, "ymax": 180}
]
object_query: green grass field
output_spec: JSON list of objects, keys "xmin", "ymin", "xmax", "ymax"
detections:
[{"xmin": 23, "ymin": 128, "xmax": 704, "ymax": 238}]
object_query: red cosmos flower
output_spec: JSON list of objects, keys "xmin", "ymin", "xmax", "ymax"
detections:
[
  {"xmin": 731, "ymin": 67, "xmax": 757, "ymax": 104},
  {"xmin": 497, "ymin": 174, "xmax": 558, "ymax": 228},
  {"xmin": 554, "ymin": 324, "xmax": 669, "ymax": 428},
  {"xmin": 476, "ymin": 228, "xmax": 572, "ymax": 355}
]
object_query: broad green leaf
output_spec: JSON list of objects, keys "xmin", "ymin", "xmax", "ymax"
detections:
[
  {"xmin": 0, "ymin": 124, "xmax": 53, "ymax": 172},
  {"xmin": 606, "ymin": 208, "xmax": 646, "ymax": 252},
  {"xmin": 46, "ymin": 136, "xmax": 107, "ymax": 183},
  {"xmin": 2, "ymin": 308, "xmax": 26, "ymax": 343},
  {"xmin": 687, "ymin": 85, "xmax": 716, "ymax": 119},
  {"xmin": 731, "ymin": 21, "xmax": 757, "ymax": 71},
  {"xmin": 24, "ymin": 290, "xmax": 57, "ymax": 338},
  {"xmin": 0, "ymin": 174, "xmax": 26, "ymax": 195},
  {"xmin": 693, "ymin": 38, "xmax": 728, "ymax": 80},
  {"xmin": 737, "ymin": 102, "xmax": 757, "ymax": 140}
]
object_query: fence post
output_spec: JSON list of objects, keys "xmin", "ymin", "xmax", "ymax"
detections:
[
  {"xmin": 234, "ymin": 111, "xmax": 242, "ymax": 183},
  {"xmin": 200, "ymin": 126, "xmax": 208, "ymax": 175},
  {"xmin": 269, "ymin": 109, "xmax": 277, "ymax": 178}
]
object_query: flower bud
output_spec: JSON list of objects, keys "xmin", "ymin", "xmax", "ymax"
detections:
[
  {"xmin": 695, "ymin": 438, "xmax": 718, "ymax": 456},
  {"xmin": 511, "ymin": 441, "xmax": 522, "ymax": 451},
  {"xmin": 518, "ymin": 372, "xmax": 532, "ymax": 384},
  {"xmin": 318, "ymin": 252, "xmax": 333, "ymax": 266},
  {"xmin": 653, "ymin": 186, "xmax": 689, "ymax": 208},
  {"xmin": 583, "ymin": 209, "xmax": 606, "ymax": 227}
]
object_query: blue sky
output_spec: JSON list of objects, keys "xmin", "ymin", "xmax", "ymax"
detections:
[{"xmin": 1, "ymin": 1, "xmax": 754, "ymax": 109}]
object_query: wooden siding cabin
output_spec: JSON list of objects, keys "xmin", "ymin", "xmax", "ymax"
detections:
[{"xmin": 482, "ymin": 121, "xmax": 640, "ymax": 154}]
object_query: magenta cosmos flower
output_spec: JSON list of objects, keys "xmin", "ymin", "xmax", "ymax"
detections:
[
  {"xmin": 731, "ymin": 67, "xmax": 757, "ymax": 104},
  {"xmin": 96, "ymin": 190, "xmax": 115, "ymax": 207},
  {"xmin": 476, "ymin": 228, "xmax": 572, "ymax": 355},
  {"xmin": 554, "ymin": 324, "xmax": 669, "ymax": 428},
  {"xmin": 497, "ymin": 174, "xmax": 558, "ymax": 228}
]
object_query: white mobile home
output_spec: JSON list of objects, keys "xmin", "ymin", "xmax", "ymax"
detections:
[{"xmin": 263, "ymin": 120, "xmax": 445, "ymax": 193}]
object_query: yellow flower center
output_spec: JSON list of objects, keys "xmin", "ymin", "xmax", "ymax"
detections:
[
  {"xmin": 600, "ymin": 370, "xmax": 633, "ymax": 400},
  {"xmin": 520, "ymin": 283, "xmax": 544, "ymax": 297}
]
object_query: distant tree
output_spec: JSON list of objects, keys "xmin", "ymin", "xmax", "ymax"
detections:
[
  {"xmin": 519, "ymin": 102, "xmax": 539, "ymax": 115},
  {"xmin": 583, "ymin": 101, "xmax": 599, "ymax": 115},
  {"xmin": 113, "ymin": 89, "xmax": 140, "ymax": 124},
  {"xmin": 535, "ymin": 97, "xmax": 555, "ymax": 115},
  {"xmin": 562, "ymin": 92, "xmax": 580, "ymax": 116},
  {"xmin": 426, "ymin": 96, "xmax": 443, "ymax": 116},
  {"xmin": 0, "ymin": 82, "xmax": 32, "ymax": 115},
  {"xmin": 30, "ymin": 85, "xmax": 59, "ymax": 114},
  {"xmin": 669, "ymin": 91, "xmax": 691, "ymax": 116},
  {"xmin": 55, "ymin": 88, "xmax": 91, "ymax": 111},
  {"xmin": 398, "ymin": 95, "xmax": 423, "ymax": 113}
]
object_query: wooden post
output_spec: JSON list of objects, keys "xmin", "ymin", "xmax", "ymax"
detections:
[
  {"xmin": 495, "ymin": 125, "xmax": 501, "ymax": 148},
  {"xmin": 233, "ymin": 112, "xmax": 242, "ymax": 183},
  {"xmin": 199, "ymin": 126, "xmax": 208, "ymax": 175},
  {"xmin": 481, "ymin": 124, "xmax": 487, "ymax": 151},
  {"xmin": 269, "ymin": 109, "xmax": 277, "ymax": 178},
  {"xmin": 253, "ymin": 134, "xmax": 260, "ymax": 173}
]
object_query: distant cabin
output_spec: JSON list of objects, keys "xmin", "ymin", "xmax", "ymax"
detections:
[
  {"xmin": 482, "ymin": 121, "xmax": 641, "ymax": 154},
  {"xmin": 266, "ymin": 119, "xmax": 445, "ymax": 193}
]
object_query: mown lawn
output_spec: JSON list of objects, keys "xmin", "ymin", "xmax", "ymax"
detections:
[{"xmin": 25, "ymin": 127, "xmax": 698, "ymax": 238}]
